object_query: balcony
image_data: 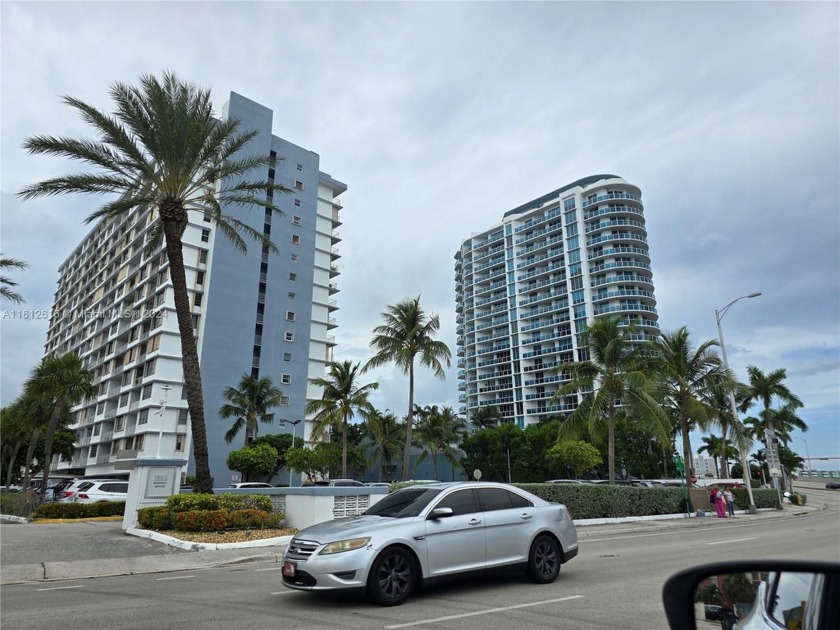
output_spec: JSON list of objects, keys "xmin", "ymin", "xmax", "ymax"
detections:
[
  {"xmin": 583, "ymin": 204, "xmax": 644, "ymax": 221},
  {"xmin": 581, "ymin": 191, "xmax": 641, "ymax": 209}
]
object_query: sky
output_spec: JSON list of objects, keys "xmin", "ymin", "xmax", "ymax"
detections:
[{"xmin": 1, "ymin": 1, "xmax": 838, "ymax": 470}]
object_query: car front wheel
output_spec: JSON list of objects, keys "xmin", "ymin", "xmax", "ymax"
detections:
[
  {"xmin": 527, "ymin": 535, "xmax": 561, "ymax": 584},
  {"xmin": 367, "ymin": 547, "xmax": 417, "ymax": 606}
]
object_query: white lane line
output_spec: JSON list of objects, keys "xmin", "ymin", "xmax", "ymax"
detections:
[
  {"xmin": 156, "ymin": 575, "xmax": 196, "ymax": 581},
  {"xmin": 37, "ymin": 585, "xmax": 84, "ymax": 592},
  {"xmin": 384, "ymin": 595, "xmax": 584, "ymax": 629},
  {"xmin": 706, "ymin": 537, "xmax": 757, "ymax": 546},
  {"xmin": 255, "ymin": 567, "xmax": 285, "ymax": 572}
]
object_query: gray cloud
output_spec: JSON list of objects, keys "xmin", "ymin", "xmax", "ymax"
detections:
[{"xmin": 2, "ymin": 1, "xmax": 837, "ymax": 465}]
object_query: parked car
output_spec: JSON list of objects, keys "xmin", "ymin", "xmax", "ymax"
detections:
[
  {"xmin": 72, "ymin": 480, "xmax": 129, "ymax": 503},
  {"xmin": 825, "ymin": 482, "xmax": 840, "ymax": 490},
  {"xmin": 59, "ymin": 479, "xmax": 111, "ymax": 502},
  {"xmin": 306, "ymin": 479, "xmax": 366, "ymax": 487},
  {"xmin": 365, "ymin": 482, "xmax": 392, "ymax": 487},
  {"xmin": 282, "ymin": 481, "xmax": 579, "ymax": 606},
  {"xmin": 227, "ymin": 482, "xmax": 273, "ymax": 489}
]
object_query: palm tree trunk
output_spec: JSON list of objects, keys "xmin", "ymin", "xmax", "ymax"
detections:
[
  {"xmin": 341, "ymin": 412, "xmax": 348, "ymax": 478},
  {"xmin": 21, "ymin": 429, "xmax": 41, "ymax": 491},
  {"xmin": 720, "ymin": 421, "xmax": 730, "ymax": 478},
  {"xmin": 38, "ymin": 405, "xmax": 62, "ymax": 501},
  {"xmin": 161, "ymin": 214, "xmax": 212, "ymax": 493},
  {"xmin": 432, "ymin": 452, "xmax": 439, "ymax": 481},
  {"xmin": 661, "ymin": 441, "xmax": 670, "ymax": 477},
  {"xmin": 607, "ymin": 405, "xmax": 616, "ymax": 484},
  {"xmin": 401, "ymin": 361, "xmax": 415, "ymax": 481},
  {"xmin": 4, "ymin": 440, "xmax": 22, "ymax": 488},
  {"xmin": 679, "ymin": 414, "xmax": 693, "ymax": 478}
]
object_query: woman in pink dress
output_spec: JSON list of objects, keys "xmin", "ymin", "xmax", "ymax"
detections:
[{"xmin": 715, "ymin": 486, "xmax": 727, "ymax": 518}]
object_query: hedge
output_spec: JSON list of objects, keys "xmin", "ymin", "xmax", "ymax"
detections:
[
  {"xmin": 33, "ymin": 501, "xmax": 125, "ymax": 519},
  {"xmin": 137, "ymin": 496, "xmax": 286, "ymax": 532},
  {"xmin": 166, "ymin": 493, "xmax": 272, "ymax": 514},
  {"xmin": 516, "ymin": 483, "xmax": 686, "ymax": 519}
]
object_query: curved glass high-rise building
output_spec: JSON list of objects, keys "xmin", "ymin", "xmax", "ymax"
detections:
[{"xmin": 454, "ymin": 174, "xmax": 658, "ymax": 428}]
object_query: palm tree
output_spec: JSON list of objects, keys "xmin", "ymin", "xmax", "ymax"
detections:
[
  {"xmin": 219, "ymin": 373, "xmax": 283, "ymax": 447},
  {"xmin": 413, "ymin": 405, "xmax": 466, "ymax": 481},
  {"xmin": 18, "ymin": 72, "xmax": 288, "ymax": 493},
  {"xmin": 306, "ymin": 360, "xmax": 378, "ymax": 478},
  {"xmin": 0, "ymin": 256, "xmax": 28, "ymax": 304},
  {"xmin": 1, "ymin": 401, "xmax": 31, "ymax": 487},
  {"xmin": 553, "ymin": 317, "xmax": 669, "ymax": 484},
  {"xmin": 23, "ymin": 353, "xmax": 95, "ymax": 499},
  {"xmin": 471, "ymin": 405, "xmax": 502, "ymax": 430},
  {"xmin": 696, "ymin": 434, "xmax": 738, "ymax": 477},
  {"xmin": 364, "ymin": 296, "xmax": 451, "ymax": 481},
  {"xmin": 649, "ymin": 327, "xmax": 734, "ymax": 477},
  {"xmin": 364, "ymin": 409, "xmax": 404, "ymax": 482}
]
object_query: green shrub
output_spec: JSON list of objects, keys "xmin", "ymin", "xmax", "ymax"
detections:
[
  {"xmin": 172, "ymin": 509, "xmax": 228, "ymax": 532},
  {"xmin": 34, "ymin": 501, "xmax": 125, "ymax": 519},
  {"xmin": 166, "ymin": 493, "xmax": 221, "ymax": 513},
  {"xmin": 227, "ymin": 509, "xmax": 268, "ymax": 529},
  {"xmin": 137, "ymin": 506, "xmax": 171, "ymax": 529},
  {"xmin": 217, "ymin": 493, "xmax": 273, "ymax": 513},
  {"xmin": 514, "ymin": 483, "xmax": 685, "ymax": 520},
  {"xmin": 0, "ymin": 491, "xmax": 40, "ymax": 517},
  {"xmin": 263, "ymin": 512, "xmax": 285, "ymax": 528}
]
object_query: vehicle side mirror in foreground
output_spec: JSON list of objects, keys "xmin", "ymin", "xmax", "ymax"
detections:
[
  {"xmin": 428, "ymin": 507, "xmax": 454, "ymax": 520},
  {"xmin": 662, "ymin": 560, "xmax": 840, "ymax": 630}
]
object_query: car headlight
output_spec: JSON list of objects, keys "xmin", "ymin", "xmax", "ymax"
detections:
[{"xmin": 318, "ymin": 537, "xmax": 371, "ymax": 555}]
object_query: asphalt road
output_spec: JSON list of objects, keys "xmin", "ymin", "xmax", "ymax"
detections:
[{"xmin": 3, "ymin": 489, "xmax": 838, "ymax": 630}]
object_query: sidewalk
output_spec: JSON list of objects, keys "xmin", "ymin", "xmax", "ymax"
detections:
[{"xmin": 0, "ymin": 502, "xmax": 822, "ymax": 586}]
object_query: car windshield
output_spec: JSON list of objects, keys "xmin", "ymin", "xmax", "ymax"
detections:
[{"xmin": 363, "ymin": 487, "xmax": 441, "ymax": 518}]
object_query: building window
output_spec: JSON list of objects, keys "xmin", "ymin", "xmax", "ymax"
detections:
[
  {"xmin": 178, "ymin": 409, "xmax": 188, "ymax": 425},
  {"xmin": 194, "ymin": 293, "xmax": 203, "ymax": 307},
  {"xmin": 119, "ymin": 393, "xmax": 129, "ymax": 407},
  {"xmin": 175, "ymin": 434, "xmax": 185, "ymax": 452},
  {"xmin": 283, "ymin": 353, "xmax": 291, "ymax": 362},
  {"xmin": 292, "ymin": 216, "xmax": 302, "ymax": 226},
  {"xmin": 133, "ymin": 434, "xmax": 145, "ymax": 451},
  {"xmin": 199, "ymin": 250, "xmax": 208, "ymax": 264},
  {"xmin": 201, "ymin": 229, "xmax": 210, "ymax": 242},
  {"xmin": 291, "ymin": 234, "xmax": 300, "ymax": 245},
  {"xmin": 280, "ymin": 396, "xmax": 290, "ymax": 406},
  {"xmin": 138, "ymin": 409, "xmax": 149, "ymax": 425},
  {"xmin": 144, "ymin": 359, "xmax": 156, "ymax": 377},
  {"xmin": 288, "ymin": 292, "xmax": 295, "ymax": 300},
  {"xmin": 196, "ymin": 271, "xmax": 205, "ymax": 285},
  {"xmin": 296, "ymin": 163, "xmax": 303, "ymax": 172},
  {"xmin": 294, "ymin": 180, "xmax": 304, "ymax": 190},
  {"xmin": 294, "ymin": 199, "xmax": 301, "ymax": 207},
  {"xmin": 281, "ymin": 374, "xmax": 292, "ymax": 384},
  {"xmin": 286, "ymin": 311, "xmax": 296, "ymax": 321},
  {"xmin": 284, "ymin": 332, "xmax": 295, "ymax": 342},
  {"xmin": 290, "ymin": 253, "xmax": 298, "ymax": 262},
  {"xmin": 89, "ymin": 445, "xmax": 98, "ymax": 458},
  {"xmin": 289, "ymin": 272, "xmax": 297, "ymax": 281},
  {"xmin": 115, "ymin": 416, "xmax": 125, "ymax": 431}
]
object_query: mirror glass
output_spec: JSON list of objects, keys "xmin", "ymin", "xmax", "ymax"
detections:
[{"xmin": 694, "ymin": 571, "xmax": 819, "ymax": 630}]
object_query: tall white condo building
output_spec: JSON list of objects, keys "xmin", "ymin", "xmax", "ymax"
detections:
[{"xmin": 455, "ymin": 174, "xmax": 659, "ymax": 428}]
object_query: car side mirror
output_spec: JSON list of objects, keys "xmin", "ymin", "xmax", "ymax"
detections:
[
  {"xmin": 428, "ymin": 507, "xmax": 454, "ymax": 520},
  {"xmin": 662, "ymin": 560, "xmax": 840, "ymax": 630}
]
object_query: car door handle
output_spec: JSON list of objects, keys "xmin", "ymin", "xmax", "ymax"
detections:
[
  {"xmin": 521, "ymin": 513, "xmax": 533, "ymax": 520},
  {"xmin": 469, "ymin": 518, "xmax": 482, "ymax": 526}
]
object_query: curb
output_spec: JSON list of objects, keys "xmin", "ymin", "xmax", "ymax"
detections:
[{"xmin": 126, "ymin": 527, "xmax": 294, "ymax": 551}]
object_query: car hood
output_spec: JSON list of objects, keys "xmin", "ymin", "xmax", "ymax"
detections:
[{"xmin": 294, "ymin": 514, "xmax": 410, "ymax": 541}]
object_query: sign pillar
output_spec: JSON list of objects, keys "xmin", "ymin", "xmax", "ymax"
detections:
[{"xmin": 116, "ymin": 457, "xmax": 187, "ymax": 530}]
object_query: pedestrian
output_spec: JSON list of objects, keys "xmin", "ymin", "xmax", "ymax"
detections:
[
  {"xmin": 715, "ymin": 486, "xmax": 727, "ymax": 518},
  {"xmin": 709, "ymin": 486, "xmax": 717, "ymax": 514},
  {"xmin": 724, "ymin": 487, "xmax": 735, "ymax": 517}
]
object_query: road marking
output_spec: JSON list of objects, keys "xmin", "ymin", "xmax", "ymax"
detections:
[
  {"xmin": 255, "ymin": 567, "xmax": 285, "ymax": 572},
  {"xmin": 706, "ymin": 537, "xmax": 757, "ymax": 546},
  {"xmin": 270, "ymin": 590, "xmax": 295, "ymax": 595},
  {"xmin": 37, "ymin": 585, "xmax": 84, "ymax": 592},
  {"xmin": 156, "ymin": 575, "xmax": 196, "ymax": 581},
  {"xmin": 384, "ymin": 595, "xmax": 584, "ymax": 628}
]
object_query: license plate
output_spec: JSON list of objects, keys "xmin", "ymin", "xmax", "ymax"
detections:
[{"xmin": 282, "ymin": 561, "xmax": 296, "ymax": 577}]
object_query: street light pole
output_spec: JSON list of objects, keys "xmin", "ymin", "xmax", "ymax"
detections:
[
  {"xmin": 794, "ymin": 436, "xmax": 812, "ymax": 473},
  {"xmin": 280, "ymin": 419, "xmax": 303, "ymax": 487},
  {"xmin": 715, "ymin": 292, "xmax": 761, "ymax": 514}
]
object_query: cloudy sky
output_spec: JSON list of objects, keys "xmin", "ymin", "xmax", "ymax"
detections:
[{"xmin": 2, "ymin": 1, "xmax": 838, "ymax": 469}]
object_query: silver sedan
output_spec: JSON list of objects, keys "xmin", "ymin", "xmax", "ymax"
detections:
[{"xmin": 282, "ymin": 481, "xmax": 579, "ymax": 606}]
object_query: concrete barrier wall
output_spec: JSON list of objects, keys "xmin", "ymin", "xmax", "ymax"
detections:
[{"xmin": 214, "ymin": 486, "xmax": 389, "ymax": 529}]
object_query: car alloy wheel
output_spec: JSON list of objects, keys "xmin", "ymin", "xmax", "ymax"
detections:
[
  {"xmin": 528, "ymin": 534, "xmax": 561, "ymax": 584},
  {"xmin": 367, "ymin": 547, "xmax": 416, "ymax": 606}
]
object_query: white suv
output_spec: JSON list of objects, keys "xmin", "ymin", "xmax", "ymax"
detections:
[{"xmin": 72, "ymin": 480, "xmax": 129, "ymax": 503}]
